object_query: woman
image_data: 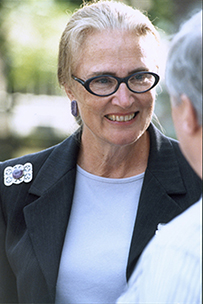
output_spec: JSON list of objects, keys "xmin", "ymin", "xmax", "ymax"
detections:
[{"xmin": 0, "ymin": 1, "xmax": 201, "ymax": 303}]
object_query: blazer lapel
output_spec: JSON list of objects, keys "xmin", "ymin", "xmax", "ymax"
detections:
[
  {"xmin": 23, "ymin": 130, "xmax": 81, "ymax": 299},
  {"xmin": 127, "ymin": 125, "xmax": 186, "ymax": 279},
  {"xmin": 127, "ymin": 170, "xmax": 185, "ymax": 279}
]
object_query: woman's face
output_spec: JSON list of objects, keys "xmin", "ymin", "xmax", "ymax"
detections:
[{"xmin": 66, "ymin": 30, "xmax": 158, "ymax": 148}]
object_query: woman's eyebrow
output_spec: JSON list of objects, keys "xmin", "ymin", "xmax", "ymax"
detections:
[
  {"xmin": 128, "ymin": 67, "xmax": 149, "ymax": 75},
  {"xmin": 86, "ymin": 67, "xmax": 149, "ymax": 78}
]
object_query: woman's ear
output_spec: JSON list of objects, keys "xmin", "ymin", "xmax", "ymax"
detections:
[
  {"xmin": 64, "ymin": 84, "xmax": 76, "ymax": 101},
  {"xmin": 180, "ymin": 94, "xmax": 199, "ymax": 135}
]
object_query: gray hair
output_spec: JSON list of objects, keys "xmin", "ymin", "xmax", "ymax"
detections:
[
  {"xmin": 165, "ymin": 10, "xmax": 202, "ymax": 125},
  {"xmin": 58, "ymin": 0, "xmax": 160, "ymax": 87}
]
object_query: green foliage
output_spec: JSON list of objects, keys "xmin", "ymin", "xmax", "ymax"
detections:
[
  {"xmin": 55, "ymin": 0, "xmax": 83, "ymax": 6},
  {"xmin": 148, "ymin": 0, "xmax": 176, "ymax": 33},
  {"xmin": 0, "ymin": 0, "xmax": 78, "ymax": 94},
  {"xmin": 149, "ymin": 0, "xmax": 175, "ymax": 23}
]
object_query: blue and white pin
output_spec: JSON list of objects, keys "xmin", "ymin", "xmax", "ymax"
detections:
[{"xmin": 4, "ymin": 163, "xmax": 33, "ymax": 186}]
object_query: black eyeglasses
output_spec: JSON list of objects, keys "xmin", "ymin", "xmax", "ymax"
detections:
[{"xmin": 72, "ymin": 71, "xmax": 160, "ymax": 97}]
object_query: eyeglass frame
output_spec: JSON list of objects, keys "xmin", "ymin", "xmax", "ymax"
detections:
[{"xmin": 71, "ymin": 71, "xmax": 160, "ymax": 97}]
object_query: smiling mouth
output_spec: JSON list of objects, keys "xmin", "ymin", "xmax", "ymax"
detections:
[{"xmin": 105, "ymin": 112, "xmax": 138, "ymax": 122}]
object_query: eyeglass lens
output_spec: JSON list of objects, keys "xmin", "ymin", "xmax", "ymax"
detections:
[{"xmin": 89, "ymin": 73, "xmax": 156, "ymax": 95}]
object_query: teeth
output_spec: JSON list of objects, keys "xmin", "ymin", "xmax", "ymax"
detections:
[{"xmin": 107, "ymin": 113, "xmax": 135, "ymax": 122}]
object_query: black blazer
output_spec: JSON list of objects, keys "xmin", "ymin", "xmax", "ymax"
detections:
[{"xmin": 0, "ymin": 124, "xmax": 201, "ymax": 303}]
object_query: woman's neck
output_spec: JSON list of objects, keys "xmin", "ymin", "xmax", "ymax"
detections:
[{"xmin": 77, "ymin": 131, "xmax": 150, "ymax": 179}]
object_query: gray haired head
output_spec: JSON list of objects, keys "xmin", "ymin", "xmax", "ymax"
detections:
[
  {"xmin": 58, "ymin": 0, "xmax": 160, "ymax": 88},
  {"xmin": 165, "ymin": 11, "xmax": 202, "ymax": 125}
]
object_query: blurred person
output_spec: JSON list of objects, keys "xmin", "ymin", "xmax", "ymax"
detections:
[
  {"xmin": 0, "ymin": 1, "xmax": 201, "ymax": 303},
  {"xmin": 117, "ymin": 10, "xmax": 202, "ymax": 304}
]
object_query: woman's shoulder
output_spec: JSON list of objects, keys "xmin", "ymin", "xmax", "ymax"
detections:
[
  {"xmin": 148, "ymin": 123, "xmax": 201, "ymax": 193},
  {"xmin": 0, "ymin": 131, "xmax": 81, "ymax": 215},
  {"xmin": 0, "ymin": 131, "xmax": 81, "ymax": 192}
]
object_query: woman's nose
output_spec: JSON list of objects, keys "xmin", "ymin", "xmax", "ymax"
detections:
[{"xmin": 111, "ymin": 83, "xmax": 134, "ymax": 108}]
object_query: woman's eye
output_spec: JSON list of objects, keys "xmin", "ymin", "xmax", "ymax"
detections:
[
  {"xmin": 96, "ymin": 77, "xmax": 112, "ymax": 84},
  {"xmin": 130, "ymin": 74, "xmax": 153, "ymax": 84},
  {"xmin": 131, "ymin": 75, "xmax": 145, "ymax": 81},
  {"xmin": 137, "ymin": 75, "xmax": 145, "ymax": 80}
]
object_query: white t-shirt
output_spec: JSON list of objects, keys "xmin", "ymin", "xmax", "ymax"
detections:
[{"xmin": 55, "ymin": 166, "xmax": 144, "ymax": 304}]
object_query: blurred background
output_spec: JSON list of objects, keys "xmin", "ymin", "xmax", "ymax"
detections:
[{"xmin": 0, "ymin": 0, "xmax": 201, "ymax": 161}]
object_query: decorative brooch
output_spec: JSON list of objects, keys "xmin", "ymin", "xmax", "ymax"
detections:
[{"xmin": 4, "ymin": 163, "xmax": 33, "ymax": 186}]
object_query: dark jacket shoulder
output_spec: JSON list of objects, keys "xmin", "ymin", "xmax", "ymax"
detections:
[{"xmin": 147, "ymin": 124, "xmax": 201, "ymax": 204}]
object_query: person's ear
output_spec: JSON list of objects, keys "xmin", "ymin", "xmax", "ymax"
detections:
[
  {"xmin": 180, "ymin": 94, "xmax": 199, "ymax": 135},
  {"xmin": 64, "ymin": 85, "xmax": 76, "ymax": 101}
]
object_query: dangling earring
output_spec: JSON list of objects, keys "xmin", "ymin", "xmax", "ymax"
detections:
[{"xmin": 71, "ymin": 100, "xmax": 78, "ymax": 117}]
